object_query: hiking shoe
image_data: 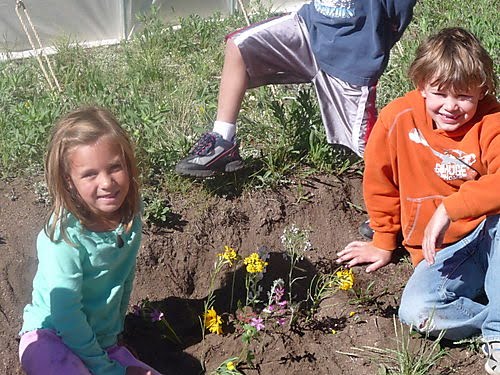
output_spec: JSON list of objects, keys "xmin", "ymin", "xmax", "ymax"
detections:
[
  {"xmin": 359, "ymin": 219, "xmax": 374, "ymax": 240},
  {"xmin": 483, "ymin": 343, "xmax": 490, "ymax": 357},
  {"xmin": 175, "ymin": 132, "xmax": 244, "ymax": 177},
  {"xmin": 485, "ymin": 342, "xmax": 500, "ymax": 374}
]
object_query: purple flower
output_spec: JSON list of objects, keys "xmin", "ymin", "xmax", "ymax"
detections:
[
  {"xmin": 250, "ymin": 317, "xmax": 265, "ymax": 331},
  {"xmin": 132, "ymin": 305, "xmax": 141, "ymax": 316},
  {"xmin": 150, "ymin": 308, "xmax": 164, "ymax": 322}
]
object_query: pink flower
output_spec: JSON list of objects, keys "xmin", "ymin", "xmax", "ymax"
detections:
[
  {"xmin": 264, "ymin": 304, "xmax": 275, "ymax": 313},
  {"xmin": 275, "ymin": 286, "xmax": 285, "ymax": 302},
  {"xmin": 276, "ymin": 318, "xmax": 287, "ymax": 326},
  {"xmin": 151, "ymin": 308, "xmax": 164, "ymax": 322},
  {"xmin": 250, "ymin": 317, "xmax": 265, "ymax": 331}
]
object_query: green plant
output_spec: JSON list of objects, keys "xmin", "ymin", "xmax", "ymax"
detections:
[
  {"xmin": 201, "ymin": 247, "xmax": 238, "ymax": 337},
  {"xmin": 131, "ymin": 298, "xmax": 181, "ymax": 344},
  {"xmin": 306, "ymin": 268, "xmax": 355, "ymax": 320},
  {"xmin": 350, "ymin": 280, "xmax": 387, "ymax": 307},
  {"xmin": 242, "ymin": 248, "xmax": 269, "ymax": 307},
  {"xmin": 281, "ymin": 224, "xmax": 312, "ymax": 303},
  {"xmin": 142, "ymin": 187, "xmax": 171, "ymax": 224},
  {"xmin": 359, "ymin": 316, "xmax": 448, "ymax": 375},
  {"xmin": 211, "ymin": 357, "xmax": 243, "ymax": 375}
]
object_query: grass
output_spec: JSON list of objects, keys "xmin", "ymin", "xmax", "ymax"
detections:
[
  {"xmin": 350, "ymin": 316, "xmax": 448, "ymax": 375},
  {"xmin": 0, "ymin": 0, "xmax": 498, "ymax": 195}
]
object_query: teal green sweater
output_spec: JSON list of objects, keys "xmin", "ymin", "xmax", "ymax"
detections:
[{"xmin": 21, "ymin": 213, "xmax": 142, "ymax": 375}]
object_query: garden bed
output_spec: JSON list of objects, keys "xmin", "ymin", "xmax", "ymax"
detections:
[{"xmin": 0, "ymin": 175, "xmax": 484, "ymax": 374}]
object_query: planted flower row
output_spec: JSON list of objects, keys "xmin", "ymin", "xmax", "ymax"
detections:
[{"xmin": 131, "ymin": 225, "xmax": 355, "ymax": 374}]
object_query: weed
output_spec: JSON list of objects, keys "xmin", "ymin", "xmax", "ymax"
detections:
[
  {"xmin": 354, "ymin": 316, "xmax": 448, "ymax": 375},
  {"xmin": 142, "ymin": 187, "xmax": 171, "ymax": 224}
]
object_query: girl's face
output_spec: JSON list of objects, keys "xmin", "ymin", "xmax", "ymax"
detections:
[
  {"xmin": 420, "ymin": 83, "xmax": 484, "ymax": 132},
  {"xmin": 67, "ymin": 136, "xmax": 130, "ymax": 230}
]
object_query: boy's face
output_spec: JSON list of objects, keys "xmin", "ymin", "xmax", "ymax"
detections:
[{"xmin": 420, "ymin": 84, "xmax": 485, "ymax": 132}]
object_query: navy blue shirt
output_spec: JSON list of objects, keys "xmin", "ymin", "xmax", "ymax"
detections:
[{"xmin": 298, "ymin": 0, "xmax": 416, "ymax": 86}]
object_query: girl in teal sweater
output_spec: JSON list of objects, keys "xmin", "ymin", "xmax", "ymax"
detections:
[{"xmin": 19, "ymin": 107, "xmax": 162, "ymax": 375}]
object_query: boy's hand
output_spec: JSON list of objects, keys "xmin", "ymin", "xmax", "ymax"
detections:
[
  {"xmin": 423, "ymin": 203, "xmax": 450, "ymax": 265},
  {"xmin": 336, "ymin": 241, "xmax": 393, "ymax": 273}
]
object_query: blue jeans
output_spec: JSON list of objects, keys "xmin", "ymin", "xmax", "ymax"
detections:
[{"xmin": 399, "ymin": 215, "xmax": 500, "ymax": 342}]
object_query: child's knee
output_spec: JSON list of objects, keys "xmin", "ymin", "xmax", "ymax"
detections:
[{"xmin": 398, "ymin": 304, "xmax": 436, "ymax": 334}]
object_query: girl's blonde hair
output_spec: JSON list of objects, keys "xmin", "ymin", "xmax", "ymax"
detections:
[
  {"xmin": 45, "ymin": 106, "xmax": 140, "ymax": 241},
  {"xmin": 409, "ymin": 27, "xmax": 497, "ymax": 96}
]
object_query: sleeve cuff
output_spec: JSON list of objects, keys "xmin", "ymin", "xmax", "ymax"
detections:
[
  {"xmin": 372, "ymin": 231, "xmax": 399, "ymax": 251},
  {"xmin": 443, "ymin": 194, "xmax": 466, "ymax": 221}
]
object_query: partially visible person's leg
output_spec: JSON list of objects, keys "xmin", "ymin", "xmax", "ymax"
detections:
[
  {"xmin": 398, "ymin": 219, "xmax": 489, "ymax": 341},
  {"xmin": 475, "ymin": 215, "xmax": 500, "ymax": 374},
  {"xmin": 313, "ymin": 73, "xmax": 376, "ymax": 157},
  {"xmin": 478, "ymin": 215, "xmax": 500, "ymax": 341},
  {"xmin": 175, "ymin": 13, "xmax": 317, "ymax": 177},
  {"xmin": 19, "ymin": 329, "xmax": 91, "ymax": 374},
  {"xmin": 107, "ymin": 345, "xmax": 163, "ymax": 375},
  {"xmin": 314, "ymin": 72, "xmax": 378, "ymax": 240},
  {"xmin": 214, "ymin": 39, "xmax": 249, "ymax": 140}
]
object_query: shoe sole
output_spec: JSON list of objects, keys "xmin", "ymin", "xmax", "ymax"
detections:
[
  {"xmin": 224, "ymin": 160, "xmax": 244, "ymax": 172},
  {"xmin": 484, "ymin": 343, "xmax": 500, "ymax": 375},
  {"xmin": 485, "ymin": 362, "xmax": 499, "ymax": 375},
  {"xmin": 175, "ymin": 160, "xmax": 244, "ymax": 178}
]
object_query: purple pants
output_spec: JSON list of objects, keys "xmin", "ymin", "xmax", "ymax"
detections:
[{"xmin": 19, "ymin": 329, "xmax": 162, "ymax": 374}]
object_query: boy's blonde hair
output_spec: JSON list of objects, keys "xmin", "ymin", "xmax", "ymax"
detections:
[
  {"xmin": 409, "ymin": 27, "xmax": 497, "ymax": 96},
  {"xmin": 45, "ymin": 106, "xmax": 140, "ymax": 241}
]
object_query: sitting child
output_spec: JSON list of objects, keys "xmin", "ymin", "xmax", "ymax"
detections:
[
  {"xmin": 19, "ymin": 107, "xmax": 162, "ymax": 375},
  {"xmin": 337, "ymin": 27, "xmax": 500, "ymax": 374}
]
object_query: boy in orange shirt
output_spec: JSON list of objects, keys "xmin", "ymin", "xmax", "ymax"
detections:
[{"xmin": 337, "ymin": 27, "xmax": 500, "ymax": 373}]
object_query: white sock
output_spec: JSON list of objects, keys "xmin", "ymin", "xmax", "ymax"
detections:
[{"xmin": 213, "ymin": 121, "xmax": 236, "ymax": 142}]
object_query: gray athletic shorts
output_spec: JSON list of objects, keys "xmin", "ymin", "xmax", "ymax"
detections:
[{"xmin": 228, "ymin": 12, "xmax": 377, "ymax": 156}]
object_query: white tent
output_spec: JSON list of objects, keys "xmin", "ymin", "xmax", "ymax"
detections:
[{"xmin": 0, "ymin": 0, "xmax": 306, "ymax": 60}]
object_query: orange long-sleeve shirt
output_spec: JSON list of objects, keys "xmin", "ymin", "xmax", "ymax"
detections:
[{"xmin": 364, "ymin": 89, "xmax": 500, "ymax": 266}]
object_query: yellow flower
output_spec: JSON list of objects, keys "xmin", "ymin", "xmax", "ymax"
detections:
[
  {"xmin": 336, "ymin": 268, "xmax": 354, "ymax": 290},
  {"xmin": 204, "ymin": 308, "xmax": 223, "ymax": 334},
  {"xmin": 218, "ymin": 245, "xmax": 238, "ymax": 266},
  {"xmin": 227, "ymin": 361, "xmax": 236, "ymax": 371},
  {"xmin": 349, "ymin": 311, "xmax": 356, "ymax": 317},
  {"xmin": 330, "ymin": 329, "xmax": 337, "ymax": 334},
  {"xmin": 243, "ymin": 253, "xmax": 268, "ymax": 273}
]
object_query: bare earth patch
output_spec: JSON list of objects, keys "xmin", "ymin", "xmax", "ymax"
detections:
[{"xmin": 0, "ymin": 175, "xmax": 483, "ymax": 374}]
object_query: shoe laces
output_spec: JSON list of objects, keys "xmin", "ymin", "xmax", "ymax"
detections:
[{"xmin": 190, "ymin": 132, "xmax": 219, "ymax": 156}]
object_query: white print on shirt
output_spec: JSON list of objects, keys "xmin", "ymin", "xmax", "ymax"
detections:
[
  {"xmin": 314, "ymin": 0, "xmax": 355, "ymax": 18},
  {"xmin": 408, "ymin": 128, "xmax": 478, "ymax": 181}
]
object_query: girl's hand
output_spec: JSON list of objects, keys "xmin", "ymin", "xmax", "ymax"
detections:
[
  {"xmin": 126, "ymin": 366, "xmax": 156, "ymax": 375},
  {"xmin": 422, "ymin": 203, "xmax": 450, "ymax": 265},
  {"xmin": 336, "ymin": 241, "xmax": 393, "ymax": 273}
]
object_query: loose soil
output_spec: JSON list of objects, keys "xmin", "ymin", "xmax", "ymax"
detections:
[{"xmin": 0, "ymin": 174, "xmax": 483, "ymax": 374}]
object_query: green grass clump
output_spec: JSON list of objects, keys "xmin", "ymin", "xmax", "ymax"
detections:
[{"xmin": 0, "ymin": 1, "xmax": 498, "ymax": 195}]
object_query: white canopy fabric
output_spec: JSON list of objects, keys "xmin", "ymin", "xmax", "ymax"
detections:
[{"xmin": 0, "ymin": 0, "xmax": 306, "ymax": 60}]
